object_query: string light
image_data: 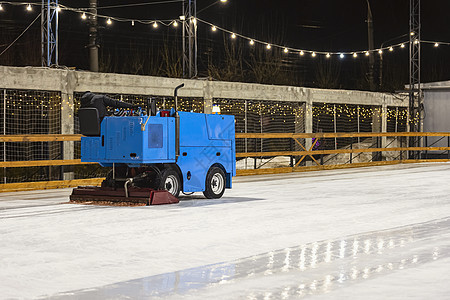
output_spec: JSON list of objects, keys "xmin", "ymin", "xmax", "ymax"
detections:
[
  {"xmin": 249, "ymin": 39, "xmax": 254, "ymax": 46},
  {"xmin": 353, "ymin": 53, "xmax": 357, "ymax": 58},
  {"xmin": 378, "ymin": 49, "xmax": 383, "ymax": 54},
  {"xmin": 106, "ymin": 18, "xmax": 112, "ymax": 25},
  {"xmin": 131, "ymin": 20, "xmax": 135, "ymax": 26},
  {"xmin": 326, "ymin": 53, "xmax": 331, "ymax": 58},
  {"xmin": 231, "ymin": 33, "xmax": 236, "ymax": 39},
  {"xmin": 401, "ymin": 43, "xmax": 405, "ymax": 48},
  {"xmin": 81, "ymin": 12, "xmax": 86, "ymax": 19},
  {"xmin": 26, "ymin": 3, "xmax": 32, "ymax": 11},
  {"xmin": 56, "ymin": 5, "xmax": 61, "ymax": 12},
  {"xmin": 434, "ymin": 42, "xmax": 439, "ymax": 47},
  {"xmin": 0, "ymin": 4, "xmax": 3, "ymax": 11},
  {"xmin": 179, "ymin": 15, "xmax": 185, "ymax": 21},
  {"xmin": 172, "ymin": 20, "xmax": 178, "ymax": 27},
  {"xmin": 266, "ymin": 44, "xmax": 271, "ymax": 50},
  {"xmin": 365, "ymin": 51, "xmax": 369, "ymax": 56},
  {"xmin": 283, "ymin": 47, "xmax": 288, "ymax": 53},
  {"xmin": 153, "ymin": 21, "xmax": 158, "ymax": 28},
  {"xmin": 414, "ymin": 40, "xmax": 419, "ymax": 44},
  {"xmin": 389, "ymin": 46, "xmax": 394, "ymax": 51},
  {"xmin": 300, "ymin": 51, "xmax": 304, "ymax": 56},
  {"xmin": 311, "ymin": 52, "xmax": 316, "ymax": 57},
  {"xmin": 339, "ymin": 53, "xmax": 344, "ymax": 59},
  {"xmin": 211, "ymin": 25, "xmax": 217, "ymax": 31}
]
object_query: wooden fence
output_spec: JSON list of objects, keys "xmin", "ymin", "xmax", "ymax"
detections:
[{"xmin": 1, "ymin": 132, "xmax": 450, "ymax": 192}]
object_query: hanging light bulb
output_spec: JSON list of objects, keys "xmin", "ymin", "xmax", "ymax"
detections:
[
  {"xmin": 131, "ymin": 20, "xmax": 135, "ymax": 26},
  {"xmin": 231, "ymin": 33, "xmax": 236, "ymax": 39},
  {"xmin": 326, "ymin": 53, "xmax": 331, "ymax": 58},
  {"xmin": 106, "ymin": 18, "xmax": 112, "ymax": 25},
  {"xmin": 434, "ymin": 42, "xmax": 439, "ymax": 47},
  {"xmin": 220, "ymin": 0, "xmax": 228, "ymax": 2},
  {"xmin": 283, "ymin": 48, "xmax": 288, "ymax": 53},
  {"xmin": 401, "ymin": 43, "xmax": 405, "ymax": 48},
  {"xmin": 410, "ymin": 32, "xmax": 415, "ymax": 36},
  {"xmin": 0, "ymin": 4, "xmax": 3, "ymax": 11},
  {"xmin": 365, "ymin": 51, "xmax": 370, "ymax": 56},
  {"xmin": 378, "ymin": 49, "xmax": 383, "ymax": 54},
  {"xmin": 300, "ymin": 51, "xmax": 304, "ymax": 56},
  {"xmin": 249, "ymin": 39, "xmax": 255, "ymax": 46},
  {"xmin": 389, "ymin": 47, "xmax": 394, "ymax": 52},
  {"xmin": 353, "ymin": 53, "xmax": 358, "ymax": 58},
  {"xmin": 56, "ymin": 5, "xmax": 61, "ymax": 12},
  {"xmin": 340, "ymin": 53, "xmax": 344, "ymax": 59},
  {"xmin": 179, "ymin": 15, "xmax": 186, "ymax": 21},
  {"xmin": 211, "ymin": 25, "xmax": 217, "ymax": 31},
  {"xmin": 26, "ymin": 4, "xmax": 32, "ymax": 11},
  {"xmin": 173, "ymin": 20, "xmax": 178, "ymax": 27},
  {"xmin": 311, "ymin": 52, "xmax": 316, "ymax": 57},
  {"xmin": 414, "ymin": 40, "xmax": 419, "ymax": 44},
  {"xmin": 153, "ymin": 21, "xmax": 158, "ymax": 28},
  {"xmin": 81, "ymin": 12, "xmax": 87, "ymax": 20},
  {"xmin": 266, "ymin": 44, "xmax": 271, "ymax": 50}
]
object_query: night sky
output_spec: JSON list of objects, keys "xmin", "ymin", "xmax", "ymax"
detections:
[{"xmin": 1, "ymin": 0, "xmax": 450, "ymax": 89}]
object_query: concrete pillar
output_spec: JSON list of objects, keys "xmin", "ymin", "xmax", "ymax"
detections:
[
  {"xmin": 304, "ymin": 91, "xmax": 313, "ymax": 166},
  {"xmin": 61, "ymin": 71, "xmax": 76, "ymax": 180},
  {"xmin": 381, "ymin": 102, "xmax": 387, "ymax": 149},
  {"xmin": 372, "ymin": 105, "xmax": 382, "ymax": 161},
  {"xmin": 203, "ymin": 81, "xmax": 212, "ymax": 114}
]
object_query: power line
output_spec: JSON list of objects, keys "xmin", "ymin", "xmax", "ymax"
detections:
[{"xmin": 0, "ymin": 12, "xmax": 41, "ymax": 57}]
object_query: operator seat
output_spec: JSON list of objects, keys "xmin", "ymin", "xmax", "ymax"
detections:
[{"xmin": 78, "ymin": 107, "xmax": 101, "ymax": 136}]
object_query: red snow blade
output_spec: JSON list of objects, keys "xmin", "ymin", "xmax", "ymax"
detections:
[{"xmin": 70, "ymin": 186, "xmax": 179, "ymax": 206}]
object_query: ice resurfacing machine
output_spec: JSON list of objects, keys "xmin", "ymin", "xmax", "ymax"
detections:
[{"xmin": 70, "ymin": 84, "xmax": 236, "ymax": 205}]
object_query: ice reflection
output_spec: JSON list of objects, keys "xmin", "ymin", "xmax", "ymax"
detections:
[{"xmin": 48, "ymin": 217, "xmax": 450, "ymax": 299}]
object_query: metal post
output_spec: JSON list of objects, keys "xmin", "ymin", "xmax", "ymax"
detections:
[
  {"xmin": 366, "ymin": 0, "xmax": 375, "ymax": 91},
  {"xmin": 3, "ymin": 89, "xmax": 6, "ymax": 184},
  {"xmin": 333, "ymin": 104, "xmax": 337, "ymax": 150},
  {"xmin": 89, "ymin": 0, "xmax": 99, "ymax": 72},
  {"xmin": 244, "ymin": 100, "xmax": 248, "ymax": 169},
  {"xmin": 41, "ymin": 0, "xmax": 59, "ymax": 66},
  {"xmin": 182, "ymin": 0, "xmax": 197, "ymax": 78}
]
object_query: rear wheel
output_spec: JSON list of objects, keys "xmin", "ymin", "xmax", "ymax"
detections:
[
  {"xmin": 159, "ymin": 168, "xmax": 181, "ymax": 198},
  {"xmin": 203, "ymin": 167, "xmax": 226, "ymax": 199}
]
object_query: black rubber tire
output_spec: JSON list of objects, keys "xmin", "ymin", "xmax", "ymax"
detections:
[
  {"xmin": 158, "ymin": 168, "xmax": 181, "ymax": 198},
  {"xmin": 203, "ymin": 167, "xmax": 226, "ymax": 199}
]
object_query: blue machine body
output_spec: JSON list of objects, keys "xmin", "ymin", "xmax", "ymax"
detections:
[{"xmin": 81, "ymin": 111, "xmax": 236, "ymax": 193}]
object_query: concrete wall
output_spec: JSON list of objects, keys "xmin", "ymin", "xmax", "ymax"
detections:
[{"xmin": 1, "ymin": 66, "xmax": 408, "ymax": 169}]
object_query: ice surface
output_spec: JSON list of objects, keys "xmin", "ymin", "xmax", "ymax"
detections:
[{"xmin": 1, "ymin": 162, "xmax": 450, "ymax": 299}]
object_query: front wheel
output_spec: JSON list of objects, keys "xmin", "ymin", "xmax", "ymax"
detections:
[
  {"xmin": 159, "ymin": 168, "xmax": 181, "ymax": 198},
  {"xmin": 203, "ymin": 167, "xmax": 226, "ymax": 199}
]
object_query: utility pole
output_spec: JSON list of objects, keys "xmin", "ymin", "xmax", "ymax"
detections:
[
  {"xmin": 366, "ymin": 0, "xmax": 375, "ymax": 91},
  {"xmin": 88, "ymin": 0, "xmax": 99, "ymax": 72},
  {"xmin": 41, "ymin": 0, "xmax": 59, "ymax": 67},
  {"xmin": 182, "ymin": 0, "xmax": 197, "ymax": 78}
]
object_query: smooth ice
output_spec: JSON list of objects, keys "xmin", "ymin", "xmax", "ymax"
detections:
[{"xmin": 1, "ymin": 162, "xmax": 450, "ymax": 299}]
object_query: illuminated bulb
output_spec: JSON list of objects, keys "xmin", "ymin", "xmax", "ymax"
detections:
[
  {"xmin": 434, "ymin": 42, "xmax": 439, "ymax": 47},
  {"xmin": 179, "ymin": 15, "xmax": 186, "ymax": 21},
  {"xmin": 326, "ymin": 53, "xmax": 330, "ymax": 58},
  {"xmin": 153, "ymin": 21, "xmax": 158, "ymax": 28},
  {"xmin": 56, "ymin": 6, "xmax": 61, "ymax": 12},
  {"xmin": 131, "ymin": 20, "xmax": 135, "ymax": 26},
  {"xmin": 410, "ymin": 32, "xmax": 415, "ymax": 36},
  {"xmin": 414, "ymin": 40, "xmax": 419, "ymax": 44},
  {"xmin": 81, "ymin": 12, "xmax": 87, "ymax": 19},
  {"xmin": 300, "ymin": 51, "xmax": 304, "ymax": 56},
  {"xmin": 249, "ymin": 39, "xmax": 254, "ymax": 46},
  {"xmin": 106, "ymin": 18, "xmax": 112, "ymax": 25},
  {"xmin": 211, "ymin": 26, "xmax": 217, "ymax": 31},
  {"xmin": 378, "ymin": 49, "xmax": 383, "ymax": 54},
  {"xmin": 0, "ymin": 4, "xmax": 3, "ymax": 11},
  {"xmin": 311, "ymin": 52, "xmax": 316, "ymax": 57},
  {"xmin": 173, "ymin": 20, "xmax": 178, "ymax": 27},
  {"xmin": 26, "ymin": 4, "xmax": 32, "ymax": 11},
  {"xmin": 266, "ymin": 44, "xmax": 271, "ymax": 49},
  {"xmin": 340, "ymin": 53, "xmax": 344, "ymax": 59},
  {"xmin": 353, "ymin": 53, "xmax": 357, "ymax": 58},
  {"xmin": 220, "ymin": 0, "xmax": 227, "ymax": 2},
  {"xmin": 389, "ymin": 47, "xmax": 394, "ymax": 51},
  {"xmin": 231, "ymin": 33, "xmax": 236, "ymax": 39},
  {"xmin": 365, "ymin": 51, "xmax": 370, "ymax": 56},
  {"xmin": 284, "ymin": 48, "xmax": 288, "ymax": 53},
  {"xmin": 401, "ymin": 43, "xmax": 405, "ymax": 48}
]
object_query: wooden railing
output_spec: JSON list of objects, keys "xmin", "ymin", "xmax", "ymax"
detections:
[{"xmin": 1, "ymin": 132, "xmax": 450, "ymax": 192}]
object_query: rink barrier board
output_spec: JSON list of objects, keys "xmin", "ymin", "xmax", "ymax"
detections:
[{"xmin": 1, "ymin": 133, "xmax": 450, "ymax": 192}]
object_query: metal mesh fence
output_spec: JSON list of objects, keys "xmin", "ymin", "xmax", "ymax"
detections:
[{"xmin": 1, "ymin": 89, "xmax": 61, "ymax": 183}]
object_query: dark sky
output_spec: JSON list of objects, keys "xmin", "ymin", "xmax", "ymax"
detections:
[{"xmin": 1, "ymin": 0, "xmax": 450, "ymax": 86}]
